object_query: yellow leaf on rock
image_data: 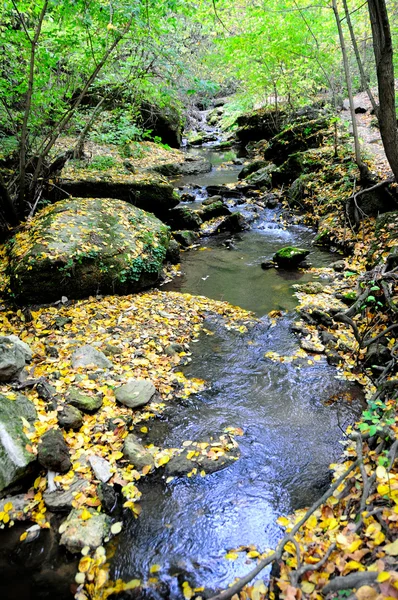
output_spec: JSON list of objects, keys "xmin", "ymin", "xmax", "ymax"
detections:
[
  {"xmin": 225, "ymin": 552, "xmax": 239, "ymax": 560},
  {"xmin": 377, "ymin": 572, "xmax": 391, "ymax": 583},
  {"xmin": 355, "ymin": 585, "xmax": 378, "ymax": 600},
  {"xmin": 80, "ymin": 508, "xmax": 92, "ymax": 521},
  {"xmin": 150, "ymin": 564, "xmax": 161, "ymax": 574},
  {"xmin": 111, "ymin": 522, "xmax": 123, "ymax": 535},
  {"xmin": 301, "ymin": 582, "xmax": 315, "ymax": 594}
]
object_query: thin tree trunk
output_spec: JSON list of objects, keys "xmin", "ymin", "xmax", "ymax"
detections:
[
  {"xmin": 332, "ymin": 0, "xmax": 367, "ymax": 180},
  {"xmin": 73, "ymin": 96, "xmax": 106, "ymax": 159},
  {"xmin": 18, "ymin": 0, "xmax": 48, "ymax": 213},
  {"xmin": 342, "ymin": 0, "xmax": 378, "ymax": 115},
  {"xmin": 367, "ymin": 0, "xmax": 398, "ymax": 180}
]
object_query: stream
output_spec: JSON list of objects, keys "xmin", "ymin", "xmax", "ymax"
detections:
[{"xmin": 110, "ymin": 144, "xmax": 363, "ymax": 598}]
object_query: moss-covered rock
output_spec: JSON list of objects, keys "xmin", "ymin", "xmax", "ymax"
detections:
[
  {"xmin": 167, "ymin": 205, "xmax": 203, "ymax": 230},
  {"xmin": 8, "ymin": 197, "xmax": 171, "ymax": 303},
  {"xmin": 263, "ymin": 117, "xmax": 331, "ymax": 165},
  {"xmin": 367, "ymin": 211, "xmax": 398, "ymax": 268},
  {"xmin": 57, "ymin": 164, "xmax": 178, "ymax": 219},
  {"xmin": 172, "ymin": 230, "xmax": 200, "ymax": 247},
  {"xmin": 199, "ymin": 201, "xmax": 231, "ymax": 221},
  {"xmin": 273, "ymin": 246, "xmax": 310, "ymax": 268}
]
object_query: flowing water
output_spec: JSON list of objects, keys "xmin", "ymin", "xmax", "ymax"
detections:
[{"xmin": 110, "ymin": 146, "xmax": 363, "ymax": 598}]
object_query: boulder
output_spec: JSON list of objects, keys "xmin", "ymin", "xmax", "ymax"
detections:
[
  {"xmin": 43, "ymin": 478, "xmax": 89, "ymax": 512},
  {"xmin": 59, "ymin": 507, "xmax": 110, "ymax": 553},
  {"xmin": 0, "ymin": 393, "xmax": 37, "ymax": 493},
  {"xmin": 140, "ymin": 101, "xmax": 183, "ymax": 148},
  {"xmin": 167, "ymin": 205, "xmax": 203, "ymax": 230},
  {"xmin": 172, "ymin": 230, "xmax": 200, "ymax": 247},
  {"xmin": 263, "ymin": 117, "xmax": 330, "ymax": 165},
  {"xmin": 71, "ymin": 345, "xmax": 112, "ymax": 369},
  {"xmin": 238, "ymin": 160, "xmax": 268, "ymax": 180},
  {"xmin": 115, "ymin": 379, "xmax": 156, "ymax": 409},
  {"xmin": 88, "ymin": 455, "xmax": 112, "ymax": 483},
  {"xmin": 244, "ymin": 165, "xmax": 275, "ymax": 188},
  {"xmin": 235, "ymin": 108, "xmax": 284, "ymax": 143},
  {"xmin": 38, "ymin": 429, "xmax": 71, "ymax": 474},
  {"xmin": 123, "ymin": 434, "xmax": 154, "ymax": 470},
  {"xmin": 57, "ymin": 405, "xmax": 83, "ymax": 431},
  {"xmin": 166, "ymin": 239, "xmax": 181, "ymax": 264},
  {"xmin": 0, "ymin": 336, "xmax": 32, "ymax": 381},
  {"xmin": 216, "ymin": 212, "xmax": 249, "ymax": 234},
  {"xmin": 202, "ymin": 195, "xmax": 222, "ymax": 206},
  {"xmin": 67, "ymin": 388, "xmax": 103, "ymax": 413},
  {"xmin": 273, "ymin": 246, "xmax": 310, "ymax": 268},
  {"xmin": 8, "ymin": 198, "xmax": 171, "ymax": 303},
  {"xmin": 97, "ymin": 483, "xmax": 118, "ymax": 514},
  {"xmin": 296, "ymin": 282, "xmax": 324, "ymax": 294},
  {"xmin": 199, "ymin": 201, "xmax": 231, "ymax": 221},
  {"xmin": 57, "ymin": 169, "xmax": 178, "ymax": 219}
]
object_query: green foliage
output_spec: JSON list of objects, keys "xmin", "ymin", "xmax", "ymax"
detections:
[
  {"xmin": 358, "ymin": 398, "xmax": 396, "ymax": 437},
  {"xmin": 87, "ymin": 156, "xmax": 118, "ymax": 171}
]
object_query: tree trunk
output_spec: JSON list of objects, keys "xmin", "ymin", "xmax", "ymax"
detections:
[
  {"xmin": 332, "ymin": 0, "xmax": 368, "ymax": 180},
  {"xmin": 342, "ymin": 0, "xmax": 378, "ymax": 115},
  {"xmin": 367, "ymin": 0, "xmax": 398, "ymax": 180}
]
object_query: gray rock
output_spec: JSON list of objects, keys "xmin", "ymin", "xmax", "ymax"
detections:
[
  {"xmin": 167, "ymin": 205, "xmax": 202, "ymax": 230},
  {"xmin": 57, "ymin": 405, "xmax": 83, "ymax": 431},
  {"xmin": 123, "ymin": 434, "xmax": 155, "ymax": 470},
  {"xmin": 238, "ymin": 160, "xmax": 268, "ymax": 180},
  {"xmin": 261, "ymin": 260, "xmax": 276, "ymax": 270},
  {"xmin": 166, "ymin": 447, "xmax": 240, "ymax": 476},
  {"xmin": 244, "ymin": 165, "xmax": 275, "ymax": 188},
  {"xmin": 115, "ymin": 379, "xmax": 156, "ymax": 409},
  {"xmin": 172, "ymin": 230, "xmax": 200, "ymax": 248},
  {"xmin": 0, "ymin": 493, "xmax": 28, "ymax": 519},
  {"xmin": 98, "ymin": 483, "xmax": 118, "ymax": 514},
  {"xmin": 300, "ymin": 339, "xmax": 325, "ymax": 353},
  {"xmin": 43, "ymin": 478, "xmax": 89, "ymax": 512},
  {"xmin": 38, "ymin": 429, "xmax": 71, "ymax": 474},
  {"xmin": 0, "ymin": 336, "xmax": 32, "ymax": 381},
  {"xmin": 216, "ymin": 212, "xmax": 249, "ymax": 234},
  {"xmin": 296, "ymin": 282, "xmax": 324, "ymax": 294},
  {"xmin": 71, "ymin": 345, "xmax": 112, "ymax": 369},
  {"xmin": 202, "ymin": 195, "xmax": 223, "ymax": 206},
  {"xmin": 0, "ymin": 393, "xmax": 37, "ymax": 492},
  {"xmin": 330, "ymin": 260, "xmax": 346, "ymax": 272},
  {"xmin": 88, "ymin": 455, "xmax": 112, "ymax": 483},
  {"xmin": 67, "ymin": 388, "xmax": 103, "ymax": 413},
  {"xmin": 200, "ymin": 201, "xmax": 231, "ymax": 222},
  {"xmin": 166, "ymin": 239, "xmax": 181, "ymax": 264},
  {"xmin": 59, "ymin": 508, "xmax": 110, "ymax": 553}
]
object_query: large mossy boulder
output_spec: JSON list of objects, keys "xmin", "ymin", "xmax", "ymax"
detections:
[
  {"xmin": 58, "ymin": 167, "xmax": 178, "ymax": 220},
  {"xmin": 263, "ymin": 117, "xmax": 330, "ymax": 165},
  {"xmin": 235, "ymin": 108, "xmax": 284, "ymax": 143},
  {"xmin": 8, "ymin": 198, "xmax": 171, "ymax": 303},
  {"xmin": 0, "ymin": 393, "xmax": 37, "ymax": 493},
  {"xmin": 140, "ymin": 101, "xmax": 183, "ymax": 148}
]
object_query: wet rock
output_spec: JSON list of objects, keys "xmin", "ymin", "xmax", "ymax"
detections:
[
  {"xmin": 311, "ymin": 309, "xmax": 334, "ymax": 327},
  {"xmin": 319, "ymin": 331, "xmax": 338, "ymax": 346},
  {"xmin": 326, "ymin": 351, "xmax": 342, "ymax": 366},
  {"xmin": 166, "ymin": 239, "xmax": 181, "ymax": 264},
  {"xmin": 205, "ymin": 184, "xmax": 231, "ymax": 196},
  {"xmin": 0, "ymin": 335, "xmax": 32, "ymax": 381},
  {"xmin": 273, "ymin": 246, "xmax": 310, "ymax": 268},
  {"xmin": 153, "ymin": 157, "xmax": 211, "ymax": 177},
  {"xmin": 238, "ymin": 159, "xmax": 268, "ymax": 180},
  {"xmin": 140, "ymin": 101, "xmax": 183, "ymax": 148},
  {"xmin": 167, "ymin": 205, "xmax": 202, "ymax": 230},
  {"xmin": 88, "ymin": 455, "xmax": 112, "ymax": 483},
  {"xmin": 0, "ymin": 493, "xmax": 28, "ymax": 519},
  {"xmin": 265, "ymin": 193, "xmax": 279, "ymax": 208},
  {"xmin": 36, "ymin": 379, "xmax": 57, "ymax": 407},
  {"xmin": 288, "ymin": 177, "xmax": 305, "ymax": 206},
  {"xmin": 261, "ymin": 260, "xmax": 276, "ymax": 270},
  {"xmin": 199, "ymin": 201, "xmax": 231, "ymax": 221},
  {"xmin": 38, "ymin": 429, "xmax": 71, "ymax": 474},
  {"xmin": 216, "ymin": 212, "xmax": 249, "ymax": 234},
  {"xmin": 172, "ymin": 230, "xmax": 200, "ymax": 247},
  {"xmin": 330, "ymin": 259, "xmax": 346, "ymax": 272},
  {"xmin": 59, "ymin": 507, "xmax": 110, "ymax": 553},
  {"xmin": 202, "ymin": 194, "xmax": 222, "ymax": 206},
  {"xmin": 244, "ymin": 164, "xmax": 275, "ymax": 188},
  {"xmin": 296, "ymin": 282, "xmax": 324, "ymax": 294},
  {"xmin": 43, "ymin": 478, "xmax": 89, "ymax": 512},
  {"xmin": 123, "ymin": 434, "xmax": 154, "ymax": 470},
  {"xmin": 98, "ymin": 483, "xmax": 118, "ymax": 514},
  {"xmin": 115, "ymin": 379, "xmax": 156, "ymax": 409},
  {"xmin": 57, "ymin": 405, "xmax": 83, "ymax": 431},
  {"xmin": 300, "ymin": 339, "xmax": 325, "ymax": 353},
  {"xmin": 0, "ymin": 393, "xmax": 37, "ymax": 492},
  {"xmin": 67, "ymin": 388, "xmax": 103, "ymax": 413},
  {"xmin": 165, "ymin": 343, "xmax": 184, "ymax": 357},
  {"xmin": 8, "ymin": 198, "xmax": 171, "ymax": 303},
  {"xmin": 165, "ymin": 447, "xmax": 240, "ymax": 476},
  {"xmin": 180, "ymin": 192, "xmax": 196, "ymax": 203},
  {"xmin": 71, "ymin": 345, "xmax": 112, "ymax": 369},
  {"xmin": 298, "ymin": 260, "xmax": 312, "ymax": 269}
]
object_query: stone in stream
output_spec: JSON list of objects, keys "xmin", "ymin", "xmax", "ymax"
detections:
[
  {"xmin": 43, "ymin": 478, "xmax": 89, "ymax": 512},
  {"xmin": 295, "ymin": 282, "xmax": 324, "ymax": 294},
  {"xmin": 330, "ymin": 259, "xmax": 346, "ymax": 272},
  {"xmin": 238, "ymin": 159, "xmax": 268, "ymax": 180},
  {"xmin": 71, "ymin": 345, "xmax": 112, "ymax": 369},
  {"xmin": 273, "ymin": 246, "xmax": 310, "ymax": 268},
  {"xmin": 172, "ymin": 230, "xmax": 200, "ymax": 247},
  {"xmin": 300, "ymin": 339, "xmax": 325, "ymax": 353},
  {"xmin": 38, "ymin": 429, "xmax": 71, "ymax": 474},
  {"xmin": 115, "ymin": 379, "xmax": 156, "ymax": 409},
  {"xmin": 57, "ymin": 405, "xmax": 83, "ymax": 431},
  {"xmin": 165, "ymin": 445, "xmax": 240, "ymax": 477},
  {"xmin": 216, "ymin": 212, "xmax": 249, "ymax": 234},
  {"xmin": 166, "ymin": 239, "xmax": 181, "ymax": 264},
  {"xmin": 199, "ymin": 201, "xmax": 231, "ymax": 222},
  {"xmin": 97, "ymin": 483, "xmax": 118, "ymax": 514},
  {"xmin": 67, "ymin": 388, "xmax": 103, "ymax": 413},
  {"xmin": 167, "ymin": 205, "xmax": 203, "ymax": 230},
  {"xmin": 0, "ymin": 393, "xmax": 37, "ymax": 492},
  {"xmin": 59, "ymin": 508, "xmax": 110, "ymax": 553},
  {"xmin": 244, "ymin": 164, "xmax": 275, "ymax": 188},
  {"xmin": 123, "ymin": 434, "xmax": 155, "ymax": 470},
  {"xmin": 7, "ymin": 197, "xmax": 171, "ymax": 303},
  {"xmin": 0, "ymin": 335, "xmax": 32, "ymax": 381},
  {"xmin": 202, "ymin": 194, "xmax": 222, "ymax": 206}
]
